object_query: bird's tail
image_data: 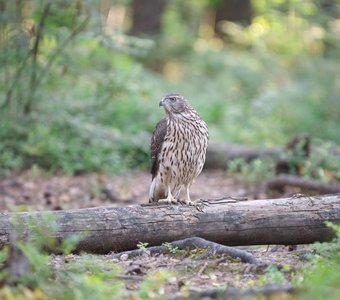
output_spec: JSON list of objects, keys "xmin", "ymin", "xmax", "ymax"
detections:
[
  {"xmin": 149, "ymin": 177, "xmax": 181, "ymax": 203},
  {"xmin": 149, "ymin": 176, "xmax": 166, "ymax": 203}
]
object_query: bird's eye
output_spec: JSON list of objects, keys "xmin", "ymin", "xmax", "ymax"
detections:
[{"xmin": 169, "ymin": 97, "xmax": 176, "ymax": 102}]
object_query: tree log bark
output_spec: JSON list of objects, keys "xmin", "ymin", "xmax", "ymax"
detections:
[
  {"xmin": 205, "ymin": 142, "xmax": 282, "ymax": 169},
  {"xmin": 0, "ymin": 194, "xmax": 339, "ymax": 254},
  {"xmin": 266, "ymin": 175, "xmax": 340, "ymax": 194}
]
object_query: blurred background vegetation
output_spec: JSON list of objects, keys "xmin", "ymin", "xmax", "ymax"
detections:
[
  {"xmin": 0, "ymin": 2, "xmax": 339, "ymax": 298},
  {"xmin": 0, "ymin": 0, "xmax": 339, "ymax": 175}
]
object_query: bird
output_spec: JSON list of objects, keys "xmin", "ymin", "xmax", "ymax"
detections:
[{"xmin": 149, "ymin": 93, "xmax": 209, "ymax": 205}]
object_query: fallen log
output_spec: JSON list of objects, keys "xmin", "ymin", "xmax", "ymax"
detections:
[
  {"xmin": 205, "ymin": 142, "xmax": 281, "ymax": 169},
  {"xmin": 205, "ymin": 142, "xmax": 340, "ymax": 169},
  {"xmin": 0, "ymin": 194, "xmax": 339, "ymax": 254},
  {"xmin": 266, "ymin": 175, "xmax": 340, "ymax": 194}
]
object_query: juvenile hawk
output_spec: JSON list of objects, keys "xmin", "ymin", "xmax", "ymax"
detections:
[{"xmin": 149, "ymin": 93, "xmax": 209, "ymax": 204}]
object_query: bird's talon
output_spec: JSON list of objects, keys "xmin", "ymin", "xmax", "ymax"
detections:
[
  {"xmin": 196, "ymin": 205, "xmax": 204, "ymax": 212},
  {"xmin": 179, "ymin": 199, "xmax": 199, "ymax": 206},
  {"xmin": 158, "ymin": 197, "xmax": 178, "ymax": 204}
]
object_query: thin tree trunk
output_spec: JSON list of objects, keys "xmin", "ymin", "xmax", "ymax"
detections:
[
  {"xmin": 130, "ymin": 0, "xmax": 168, "ymax": 36},
  {"xmin": 214, "ymin": 0, "xmax": 252, "ymax": 34},
  {"xmin": 24, "ymin": 2, "xmax": 51, "ymax": 115}
]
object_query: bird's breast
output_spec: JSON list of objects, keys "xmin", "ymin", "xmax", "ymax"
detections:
[{"xmin": 157, "ymin": 117, "xmax": 208, "ymax": 186}]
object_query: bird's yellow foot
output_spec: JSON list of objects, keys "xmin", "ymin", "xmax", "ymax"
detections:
[
  {"xmin": 158, "ymin": 195, "xmax": 178, "ymax": 204},
  {"xmin": 179, "ymin": 199, "xmax": 199, "ymax": 206}
]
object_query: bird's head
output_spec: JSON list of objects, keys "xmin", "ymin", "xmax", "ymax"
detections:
[{"xmin": 159, "ymin": 93, "xmax": 189, "ymax": 115}]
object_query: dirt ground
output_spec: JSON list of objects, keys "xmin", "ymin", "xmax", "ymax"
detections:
[
  {"xmin": 0, "ymin": 169, "xmax": 254, "ymax": 212},
  {"xmin": 0, "ymin": 169, "xmax": 312, "ymax": 298},
  {"xmin": 51, "ymin": 244, "xmax": 308, "ymax": 298}
]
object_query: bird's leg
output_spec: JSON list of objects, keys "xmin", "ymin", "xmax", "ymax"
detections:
[
  {"xmin": 158, "ymin": 186, "xmax": 178, "ymax": 204},
  {"xmin": 181, "ymin": 184, "xmax": 195, "ymax": 205}
]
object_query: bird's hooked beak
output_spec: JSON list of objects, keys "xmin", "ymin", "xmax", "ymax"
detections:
[
  {"xmin": 159, "ymin": 97, "xmax": 171, "ymax": 114},
  {"xmin": 159, "ymin": 98, "xmax": 165, "ymax": 107}
]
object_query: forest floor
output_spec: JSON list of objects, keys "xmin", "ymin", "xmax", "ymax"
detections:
[
  {"xmin": 0, "ymin": 170, "xmax": 251, "ymax": 211},
  {"xmin": 0, "ymin": 170, "xmax": 312, "ymax": 298}
]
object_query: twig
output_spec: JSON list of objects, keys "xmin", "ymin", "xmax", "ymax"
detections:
[
  {"xmin": 200, "ymin": 196, "xmax": 249, "ymax": 206},
  {"xmin": 197, "ymin": 262, "xmax": 208, "ymax": 276}
]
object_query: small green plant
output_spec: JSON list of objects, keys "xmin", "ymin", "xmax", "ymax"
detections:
[
  {"xmin": 162, "ymin": 242, "xmax": 179, "ymax": 254},
  {"xmin": 227, "ymin": 158, "xmax": 246, "ymax": 174},
  {"xmin": 260, "ymin": 265, "xmax": 287, "ymax": 286},
  {"xmin": 0, "ymin": 246, "xmax": 9, "ymax": 282},
  {"xmin": 137, "ymin": 241, "xmax": 149, "ymax": 251},
  {"xmin": 227, "ymin": 157, "xmax": 275, "ymax": 184},
  {"xmin": 325, "ymin": 222, "xmax": 340, "ymax": 236}
]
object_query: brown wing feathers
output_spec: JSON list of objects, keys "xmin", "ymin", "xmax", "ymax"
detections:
[{"xmin": 150, "ymin": 118, "xmax": 167, "ymax": 179}]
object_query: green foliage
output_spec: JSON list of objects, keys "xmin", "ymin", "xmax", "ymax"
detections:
[
  {"xmin": 1, "ymin": 1, "xmax": 338, "ymax": 298},
  {"xmin": 16, "ymin": 242, "xmax": 52, "ymax": 288},
  {"xmin": 0, "ymin": 246, "xmax": 9, "ymax": 282},
  {"xmin": 259, "ymin": 265, "xmax": 287, "ymax": 286},
  {"xmin": 257, "ymin": 223, "xmax": 340, "ymax": 299},
  {"xmin": 0, "ymin": 0, "xmax": 91, "ymax": 116},
  {"xmin": 0, "ymin": 214, "xmax": 180, "ymax": 299},
  {"xmin": 227, "ymin": 140, "xmax": 340, "ymax": 183},
  {"xmin": 162, "ymin": 242, "xmax": 179, "ymax": 254},
  {"xmin": 302, "ymin": 142, "xmax": 340, "ymax": 181},
  {"xmin": 10, "ymin": 211, "xmax": 59, "ymax": 249},
  {"xmin": 227, "ymin": 157, "xmax": 275, "ymax": 183},
  {"xmin": 57, "ymin": 255, "xmax": 124, "ymax": 300},
  {"xmin": 137, "ymin": 241, "xmax": 149, "ymax": 251},
  {"xmin": 0, "ymin": 54, "xmax": 154, "ymax": 174},
  {"xmin": 138, "ymin": 270, "xmax": 172, "ymax": 300},
  {"xmin": 0, "ymin": 0, "xmax": 339, "ymax": 176},
  {"xmin": 182, "ymin": 48, "xmax": 340, "ymax": 145},
  {"xmin": 0, "ymin": 213, "xmax": 124, "ymax": 299},
  {"xmin": 295, "ymin": 222, "xmax": 340, "ymax": 300}
]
